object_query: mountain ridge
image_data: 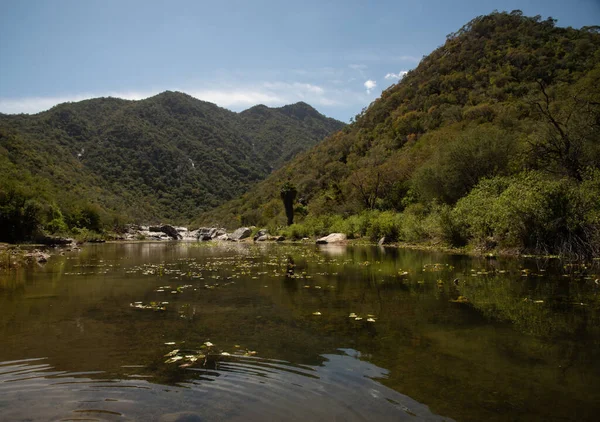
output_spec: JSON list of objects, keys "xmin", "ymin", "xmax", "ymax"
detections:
[
  {"xmin": 195, "ymin": 11, "xmax": 600, "ymax": 255},
  {"xmin": 0, "ymin": 91, "xmax": 345, "ymax": 239}
]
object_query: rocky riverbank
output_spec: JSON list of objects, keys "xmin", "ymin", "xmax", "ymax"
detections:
[{"xmin": 121, "ymin": 225, "xmax": 286, "ymax": 242}]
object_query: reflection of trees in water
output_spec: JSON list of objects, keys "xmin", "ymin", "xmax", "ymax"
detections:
[{"xmin": 458, "ymin": 275, "xmax": 600, "ymax": 339}]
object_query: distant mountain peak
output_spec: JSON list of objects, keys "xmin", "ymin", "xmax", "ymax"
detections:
[{"xmin": 278, "ymin": 102, "xmax": 322, "ymax": 120}]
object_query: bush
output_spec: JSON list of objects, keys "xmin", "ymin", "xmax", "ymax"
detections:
[
  {"xmin": 43, "ymin": 203, "xmax": 68, "ymax": 234},
  {"xmin": 366, "ymin": 211, "xmax": 402, "ymax": 242},
  {"xmin": 65, "ymin": 203, "xmax": 103, "ymax": 232},
  {"xmin": 453, "ymin": 171, "xmax": 599, "ymax": 255},
  {"xmin": 411, "ymin": 125, "xmax": 515, "ymax": 204},
  {"xmin": 0, "ymin": 186, "xmax": 43, "ymax": 242}
]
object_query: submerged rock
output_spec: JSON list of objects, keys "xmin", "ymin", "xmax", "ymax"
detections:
[
  {"xmin": 24, "ymin": 250, "xmax": 51, "ymax": 264},
  {"xmin": 316, "ymin": 233, "xmax": 347, "ymax": 244}
]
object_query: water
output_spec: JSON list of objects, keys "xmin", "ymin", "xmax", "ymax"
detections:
[{"xmin": 0, "ymin": 242, "xmax": 599, "ymax": 421}]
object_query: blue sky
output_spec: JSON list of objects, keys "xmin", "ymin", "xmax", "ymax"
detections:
[{"xmin": 1, "ymin": 0, "xmax": 598, "ymax": 122}]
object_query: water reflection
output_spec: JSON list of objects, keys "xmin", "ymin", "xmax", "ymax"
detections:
[
  {"xmin": 0, "ymin": 353, "xmax": 448, "ymax": 422},
  {"xmin": 0, "ymin": 242, "xmax": 599, "ymax": 421}
]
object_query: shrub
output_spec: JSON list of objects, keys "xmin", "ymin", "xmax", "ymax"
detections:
[
  {"xmin": 0, "ymin": 186, "xmax": 43, "ymax": 242},
  {"xmin": 453, "ymin": 171, "xmax": 599, "ymax": 255}
]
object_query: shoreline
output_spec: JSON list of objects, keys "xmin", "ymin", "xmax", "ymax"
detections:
[{"xmin": 2, "ymin": 236, "xmax": 596, "ymax": 270}]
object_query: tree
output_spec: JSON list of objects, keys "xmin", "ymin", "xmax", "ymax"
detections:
[
  {"xmin": 280, "ymin": 182, "xmax": 297, "ymax": 226},
  {"xmin": 528, "ymin": 67, "xmax": 600, "ymax": 180}
]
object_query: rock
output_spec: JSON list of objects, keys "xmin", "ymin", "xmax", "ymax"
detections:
[
  {"xmin": 36, "ymin": 252, "xmax": 50, "ymax": 263},
  {"xmin": 36, "ymin": 235, "xmax": 75, "ymax": 246},
  {"xmin": 316, "ymin": 233, "xmax": 347, "ymax": 244},
  {"xmin": 275, "ymin": 236, "xmax": 285, "ymax": 242},
  {"xmin": 229, "ymin": 227, "xmax": 252, "ymax": 241},
  {"xmin": 25, "ymin": 250, "xmax": 51, "ymax": 264},
  {"xmin": 196, "ymin": 227, "xmax": 225, "ymax": 241},
  {"xmin": 149, "ymin": 225, "xmax": 181, "ymax": 240},
  {"xmin": 254, "ymin": 229, "xmax": 268, "ymax": 241},
  {"xmin": 216, "ymin": 234, "xmax": 229, "ymax": 241}
]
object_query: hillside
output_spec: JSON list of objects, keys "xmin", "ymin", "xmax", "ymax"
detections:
[
  {"xmin": 0, "ymin": 92, "xmax": 344, "ymax": 241},
  {"xmin": 197, "ymin": 11, "xmax": 600, "ymax": 256}
]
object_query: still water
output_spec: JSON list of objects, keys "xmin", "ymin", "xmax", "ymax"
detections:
[{"xmin": 0, "ymin": 242, "xmax": 599, "ymax": 421}]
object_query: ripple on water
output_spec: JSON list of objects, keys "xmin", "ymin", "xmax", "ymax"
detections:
[{"xmin": 0, "ymin": 352, "xmax": 453, "ymax": 421}]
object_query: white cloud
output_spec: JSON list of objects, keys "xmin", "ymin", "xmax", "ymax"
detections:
[
  {"xmin": 0, "ymin": 91, "xmax": 152, "ymax": 114},
  {"xmin": 364, "ymin": 79, "xmax": 377, "ymax": 94},
  {"xmin": 0, "ymin": 82, "xmax": 344, "ymax": 115},
  {"xmin": 189, "ymin": 89, "xmax": 283, "ymax": 107},
  {"xmin": 384, "ymin": 70, "xmax": 408, "ymax": 80}
]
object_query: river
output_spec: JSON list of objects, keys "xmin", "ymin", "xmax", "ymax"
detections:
[{"xmin": 0, "ymin": 242, "xmax": 598, "ymax": 421}]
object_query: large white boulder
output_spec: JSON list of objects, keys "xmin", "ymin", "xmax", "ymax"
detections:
[{"xmin": 316, "ymin": 233, "xmax": 347, "ymax": 244}]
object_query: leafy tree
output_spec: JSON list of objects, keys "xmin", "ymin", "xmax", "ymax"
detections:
[{"xmin": 280, "ymin": 182, "xmax": 297, "ymax": 226}]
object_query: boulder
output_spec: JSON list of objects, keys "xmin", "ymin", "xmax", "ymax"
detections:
[
  {"xmin": 213, "ymin": 228, "xmax": 227, "ymax": 238},
  {"xmin": 275, "ymin": 236, "xmax": 285, "ymax": 242},
  {"xmin": 216, "ymin": 234, "xmax": 229, "ymax": 241},
  {"xmin": 36, "ymin": 235, "xmax": 75, "ymax": 246},
  {"xmin": 149, "ymin": 225, "xmax": 181, "ymax": 240},
  {"xmin": 316, "ymin": 233, "xmax": 347, "ymax": 244},
  {"xmin": 254, "ymin": 229, "xmax": 268, "ymax": 241},
  {"xmin": 229, "ymin": 227, "xmax": 252, "ymax": 241}
]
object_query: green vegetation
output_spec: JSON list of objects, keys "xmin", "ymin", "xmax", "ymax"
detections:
[
  {"xmin": 197, "ymin": 11, "xmax": 600, "ymax": 257},
  {"xmin": 0, "ymin": 93, "xmax": 344, "ymax": 242}
]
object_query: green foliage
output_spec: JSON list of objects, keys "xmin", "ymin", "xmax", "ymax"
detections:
[
  {"xmin": 0, "ymin": 187, "xmax": 42, "ymax": 243},
  {"xmin": 198, "ymin": 11, "xmax": 600, "ymax": 256},
  {"xmin": 0, "ymin": 93, "xmax": 344, "ymax": 231},
  {"xmin": 411, "ymin": 125, "xmax": 516, "ymax": 204},
  {"xmin": 43, "ymin": 203, "xmax": 68, "ymax": 234},
  {"xmin": 64, "ymin": 203, "xmax": 103, "ymax": 232},
  {"xmin": 453, "ymin": 172, "xmax": 600, "ymax": 255}
]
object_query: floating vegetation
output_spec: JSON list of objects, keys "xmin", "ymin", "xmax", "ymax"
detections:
[
  {"xmin": 423, "ymin": 263, "xmax": 454, "ymax": 273},
  {"xmin": 130, "ymin": 301, "xmax": 168, "ymax": 311},
  {"xmin": 450, "ymin": 296, "xmax": 469, "ymax": 304},
  {"xmin": 164, "ymin": 349, "xmax": 205, "ymax": 365}
]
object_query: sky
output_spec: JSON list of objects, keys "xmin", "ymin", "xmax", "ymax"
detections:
[{"xmin": 1, "ymin": 0, "xmax": 599, "ymax": 122}]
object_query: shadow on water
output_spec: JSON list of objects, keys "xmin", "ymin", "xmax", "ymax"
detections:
[{"xmin": 0, "ymin": 242, "xmax": 599, "ymax": 421}]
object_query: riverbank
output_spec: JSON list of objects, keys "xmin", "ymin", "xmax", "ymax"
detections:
[{"xmin": 3, "ymin": 224, "xmax": 597, "ymax": 271}]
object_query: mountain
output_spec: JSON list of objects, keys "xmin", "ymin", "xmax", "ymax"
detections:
[
  {"xmin": 0, "ymin": 92, "xmax": 344, "ymax": 240},
  {"xmin": 197, "ymin": 11, "xmax": 600, "ymax": 255}
]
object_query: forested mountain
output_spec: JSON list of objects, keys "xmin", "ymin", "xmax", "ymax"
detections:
[
  {"xmin": 0, "ymin": 92, "xmax": 344, "ymax": 240},
  {"xmin": 198, "ymin": 11, "xmax": 600, "ymax": 255}
]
